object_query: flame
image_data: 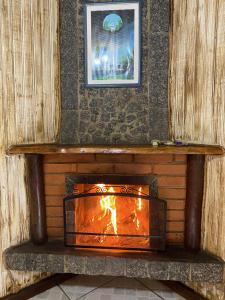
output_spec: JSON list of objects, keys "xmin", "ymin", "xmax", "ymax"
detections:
[
  {"xmin": 75, "ymin": 183, "xmax": 150, "ymax": 249},
  {"xmin": 136, "ymin": 217, "xmax": 140, "ymax": 229},
  {"xmin": 137, "ymin": 187, "xmax": 143, "ymax": 210},
  {"xmin": 98, "ymin": 184, "xmax": 118, "ymax": 235}
]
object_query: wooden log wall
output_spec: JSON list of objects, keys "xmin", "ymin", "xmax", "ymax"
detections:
[
  {"xmin": 170, "ymin": 0, "xmax": 225, "ymax": 299},
  {"xmin": 0, "ymin": 0, "xmax": 59, "ymax": 297}
]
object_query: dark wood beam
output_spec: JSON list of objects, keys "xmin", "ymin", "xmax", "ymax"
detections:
[
  {"xmin": 185, "ymin": 155, "xmax": 205, "ymax": 251},
  {"xmin": 26, "ymin": 155, "xmax": 47, "ymax": 245}
]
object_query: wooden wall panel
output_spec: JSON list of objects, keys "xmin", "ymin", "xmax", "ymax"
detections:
[
  {"xmin": 0, "ymin": 0, "xmax": 59, "ymax": 296},
  {"xmin": 170, "ymin": 0, "xmax": 225, "ymax": 299}
]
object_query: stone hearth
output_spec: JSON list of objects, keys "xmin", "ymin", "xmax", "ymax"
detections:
[{"xmin": 5, "ymin": 240, "xmax": 223, "ymax": 283}]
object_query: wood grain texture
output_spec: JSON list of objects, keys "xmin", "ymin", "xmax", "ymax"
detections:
[
  {"xmin": 185, "ymin": 155, "xmax": 205, "ymax": 251},
  {"xmin": 170, "ymin": 0, "xmax": 225, "ymax": 298},
  {"xmin": 0, "ymin": 0, "xmax": 59, "ymax": 297},
  {"xmin": 7, "ymin": 143, "xmax": 225, "ymax": 155}
]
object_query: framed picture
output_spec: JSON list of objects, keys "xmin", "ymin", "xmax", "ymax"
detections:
[{"xmin": 84, "ymin": 1, "xmax": 141, "ymax": 87}]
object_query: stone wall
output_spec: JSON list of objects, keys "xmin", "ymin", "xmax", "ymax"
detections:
[{"xmin": 60, "ymin": 0, "xmax": 170, "ymax": 144}]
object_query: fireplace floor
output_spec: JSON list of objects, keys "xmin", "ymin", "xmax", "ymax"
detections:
[
  {"xmin": 28, "ymin": 275, "xmax": 190, "ymax": 300},
  {"xmin": 5, "ymin": 240, "xmax": 224, "ymax": 283}
]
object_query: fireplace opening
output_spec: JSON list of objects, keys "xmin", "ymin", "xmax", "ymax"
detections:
[{"xmin": 63, "ymin": 175, "xmax": 166, "ymax": 251}]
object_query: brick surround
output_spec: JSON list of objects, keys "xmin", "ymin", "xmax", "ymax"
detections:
[{"xmin": 43, "ymin": 154, "xmax": 187, "ymax": 246}]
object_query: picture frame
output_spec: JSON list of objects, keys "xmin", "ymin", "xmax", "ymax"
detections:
[{"xmin": 84, "ymin": 1, "xmax": 141, "ymax": 88}]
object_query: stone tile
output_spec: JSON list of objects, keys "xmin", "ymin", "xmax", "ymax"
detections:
[
  {"xmin": 149, "ymin": 33, "xmax": 169, "ymax": 80},
  {"xmin": 150, "ymin": 0, "xmax": 170, "ymax": 33},
  {"xmin": 60, "ymin": 1, "xmax": 77, "ymax": 75},
  {"xmin": 26, "ymin": 254, "xmax": 48, "ymax": 272},
  {"xmin": 105, "ymin": 257, "xmax": 126, "ymax": 276},
  {"xmin": 61, "ymin": 73, "xmax": 78, "ymax": 110},
  {"xmin": 60, "ymin": 0, "xmax": 76, "ymax": 15},
  {"xmin": 126, "ymin": 259, "xmax": 148, "ymax": 278},
  {"xmin": 29, "ymin": 286, "xmax": 68, "ymax": 300},
  {"xmin": 5, "ymin": 253, "xmax": 27, "ymax": 271},
  {"xmin": 64, "ymin": 254, "xmax": 86, "ymax": 273},
  {"xmin": 168, "ymin": 262, "xmax": 191, "ymax": 281},
  {"xmin": 140, "ymin": 279, "xmax": 186, "ymax": 299},
  {"xmin": 191, "ymin": 263, "xmax": 224, "ymax": 283},
  {"xmin": 60, "ymin": 39, "xmax": 77, "ymax": 75},
  {"xmin": 24, "ymin": 254, "xmax": 64, "ymax": 272},
  {"xmin": 29, "ymin": 276, "xmax": 187, "ymax": 300},
  {"xmin": 148, "ymin": 262, "xmax": 170, "ymax": 280},
  {"xmin": 45, "ymin": 254, "xmax": 64, "ymax": 273},
  {"xmin": 60, "ymin": 110, "xmax": 79, "ymax": 144},
  {"xmin": 85, "ymin": 256, "xmax": 106, "ymax": 275},
  {"xmin": 149, "ymin": 108, "xmax": 169, "ymax": 141},
  {"xmin": 60, "ymin": 275, "xmax": 113, "ymax": 300},
  {"xmin": 89, "ymin": 277, "xmax": 161, "ymax": 299}
]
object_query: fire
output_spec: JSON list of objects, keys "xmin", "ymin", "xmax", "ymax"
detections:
[
  {"xmin": 75, "ymin": 183, "xmax": 150, "ymax": 249},
  {"xmin": 137, "ymin": 187, "xmax": 143, "ymax": 210},
  {"xmin": 98, "ymin": 185, "xmax": 118, "ymax": 235}
]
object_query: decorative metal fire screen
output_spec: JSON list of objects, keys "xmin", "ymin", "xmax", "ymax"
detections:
[{"xmin": 63, "ymin": 184, "xmax": 166, "ymax": 251}]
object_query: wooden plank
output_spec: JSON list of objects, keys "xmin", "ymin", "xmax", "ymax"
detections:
[
  {"xmin": 170, "ymin": 0, "xmax": 225, "ymax": 298},
  {"xmin": 7, "ymin": 143, "xmax": 225, "ymax": 155},
  {"xmin": 185, "ymin": 155, "xmax": 205, "ymax": 251},
  {"xmin": 0, "ymin": 0, "xmax": 59, "ymax": 297},
  {"xmin": 26, "ymin": 155, "xmax": 48, "ymax": 245}
]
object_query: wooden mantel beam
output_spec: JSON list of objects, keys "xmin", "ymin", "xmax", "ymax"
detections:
[{"xmin": 7, "ymin": 143, "xmax": 225, "ymax": 155}]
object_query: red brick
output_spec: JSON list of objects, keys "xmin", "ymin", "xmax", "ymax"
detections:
[
  {"xmin": 153, "ymin": 164, "xmax": 186, "ymax": 175},
  {"xmin": 77, "ymin": 163, "xmax": 114, "ymax": 173},
  {"xmin": 47, "ymin": 217, "xmax": 63, "ymax": 228},
  {"xmin": 158, "ymin": 188, "xmax": 186, "ymax": 199},
  {"xmin": 44, "ymin": 174, "xmax": 65, "ymax": 185},
  {"xmin": 174, "ymin": 154, "xmax": 187, "ymax": 162},
  {"xmin": 134, "ymin": 154, "xmax": 173, "ymax": 163},
  {"xmin": 167, "ymin": 210, "xmax": 185, "ymax": 221},
  {"xmin": 165, "ymin": 200, "xmax": 185, "ymax": 210},
  {"xmin": 44, "ymin": 163, "xmax": 77, "ymax": 173},
  {"xmin": 45, "ymin": 185, "xmax": 65, "ymax": 196},
  {"xmin": 96, "ymin": 154, "xmax": 133, "ymax": 163},
  {"xmin": 43, "ymin": 154, "xmax": 95, "ymax": 163},
  {"xmin": 157, "ymin": 176, "xmax": 186, "ymax": 187},
  {"xmin": 166, "ymin": 221, "xmax": 184, "ymax": 232},
  {"xmin": 48, "ymin": 227, "xmax": 64, "ymax": 237},
  {"xmin": 46, "ymin": 206, "xmax": 63, "ymax": 217},
  {"xmin": 45, "ymin": 196, "xmax": 63, "ymax": 207},
  {"xmin": 114, "ymin": 164, "xmax": 152, "ymax": 174}
]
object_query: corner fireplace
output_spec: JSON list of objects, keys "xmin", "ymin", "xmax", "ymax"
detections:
[
  {"xmin": 63, "ymin": 175, "xmax": 166, "ymax": 251},
  {"xmin": 5, "ymin": 146, "xmax": 225, "ymax": 283}
]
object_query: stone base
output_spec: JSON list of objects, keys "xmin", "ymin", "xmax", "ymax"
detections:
[{"xmin": 5, "ymin": 240, "xmax": 224, "ymax": 283}]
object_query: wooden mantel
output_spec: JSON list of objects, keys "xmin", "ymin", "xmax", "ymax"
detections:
[{"xmin": 7, "ymin": 143, "xmax": 225, "ymax": 155}]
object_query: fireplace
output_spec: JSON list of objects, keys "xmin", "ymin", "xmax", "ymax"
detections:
[
  {"xmin": 63, "ymin": 175, "xmax": 166, "ymax": 251},
  {"xmin": 5, "ymin": 146, "xmax": 225, "ymax": 283}
]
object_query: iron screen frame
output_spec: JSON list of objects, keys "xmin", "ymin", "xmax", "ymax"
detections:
[{"xmin": 63, "ymin": 184, "xmax": 166, "ymax": 251}]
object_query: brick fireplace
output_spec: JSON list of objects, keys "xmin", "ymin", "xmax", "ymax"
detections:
[
  {"xmin": 4, "ymin": 144, "xmax": 225, "ymax": 283},
  {"xmin": 44, "ymin": 153, "xmax": 186, "ymax": 247}
]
